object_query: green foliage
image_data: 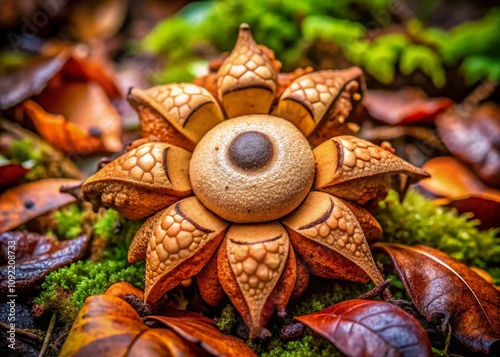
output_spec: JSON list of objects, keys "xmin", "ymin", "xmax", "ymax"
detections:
[
  {"xmin": 9, "ymin": 139, "xmax": 45, "ymax": 181},
  {"xmin": 215, "ymin": 304, "xmax": 237, "ymax": 334},
  {"xmin": 35, "ymin": 209, "xmax": 145, "ymax": 325},
  {"xmin": 375, "ymin": 190, "xmax": 500, "ymax": 269},
  {"xmin": 141, "ymin": 0, "xmax": 499, "ymax": 87},
  {"xmin": 54, "ymin": 204, "xmax": 84, "ymax": 240}
]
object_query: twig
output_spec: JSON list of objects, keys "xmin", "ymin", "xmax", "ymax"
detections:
[
  {"xmin": 0, "ymin": 321, "xmax": 43, "ymax": 343},
  {"xmin": 456, "ymin": 80, "xmax": 497, "ymax": 117},
  {"xmin": 38, "ymin": 312, "xmax": 57, "ymax": 357}
]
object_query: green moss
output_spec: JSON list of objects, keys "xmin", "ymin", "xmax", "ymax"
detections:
[
  {"xmin": 246, "ymin": 279, "xmax": 369, "ymax": 356},
  {"xmin": 35, "ymin": 209, "xmax": 145, "ymax": 325},
  {"xmin": 375, "ymin": 190, "xmax": 500, "ymax": 269},
  {"xmin": 216, "ymin": 304, "xmax": 237, "ymax": 334},
  {"xmin": 54, "ymin": 204, "xmax": 84, "ymax": 240}
]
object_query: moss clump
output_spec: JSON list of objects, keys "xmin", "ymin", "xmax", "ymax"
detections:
[
  {"xmin": 245, "ymin": 279, "xmax": 369, "ymax": 356},
  {"xmin": 53, "ymin": 204, "xmax": 85, "ymax": 240},
  {"xmin": 215, "ymin": 304, "xmax": 237, "ymax": 334},
  {"xmin": 35, "ymin": 209, "xmax": 145, "ymax": 325},
  {"xmin": 375, "ymin": 190, "xmax": 500, "ymax": 270}
]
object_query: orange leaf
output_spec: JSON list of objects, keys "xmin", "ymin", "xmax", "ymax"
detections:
[
  {"xmin": 420, "ymin": 157, "xmax": 500, "ymax": 229},
  {"xmin": 36, "ymin": 80, "xmax": 122, "ymax": 153},
  {"xmin": 149, "ymin": 312, "xmax": 258, "ymax": 357},
  {"xmin": 60, "ymin": 289, "xmax": 257, "ymax": 357},
  {"xmin": 0, "ymin": 178, "xmax": 79, "ymax": 233}
]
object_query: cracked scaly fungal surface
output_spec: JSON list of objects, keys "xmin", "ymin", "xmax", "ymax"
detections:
[
  {"xmin": 128, "ymin": 83, "xmax": 224, "ymax": 150},
  {"xmin": 226, "ymin": 223, "xmax": 289, "ymax": 335},
  {"xmin": 82, "ymin": 142, "xmax": 192, "ymax": 219},
  {"xmin": 217, "ymin": 24, "xmax": 277, "ymax": 117}
]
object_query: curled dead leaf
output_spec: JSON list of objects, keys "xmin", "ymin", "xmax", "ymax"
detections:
[
  {"xmin": 0, "ymin": 232, "xmax": 89, "ymax": 293},
  {"xmin": 374, "ymin": 243, "xmax": 500, "ymax": 353},
  {"xmin": 60, "ymin": 284, "xmax": 256, "ymax": 357},
  {"xmin": 437, "ymin": 102, "xmax": 500, "ymax": 187},
  {"xmin": 420, "ymin": 156, "xmax": 500, "ymax": 229},
  {"xmin": 364, "ymin": 87, "xmax": 453, "ymax": 125},
  {"xmin": 0, "ymin": 178, "xmax": 80, "ymax": 233},
  {"xmin": 295, "ymin": 299, "xmax": 433, "ymax": 357}
]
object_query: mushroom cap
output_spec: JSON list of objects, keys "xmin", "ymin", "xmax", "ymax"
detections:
[{"xmin": 189, "ymin": 114, "xmax": 315, "ymax": 223}]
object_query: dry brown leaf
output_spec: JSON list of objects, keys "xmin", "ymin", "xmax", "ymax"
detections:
[
  {"xmin": 36, "ymin": 80, "xmax": 122, "ymax": 153},
  {"xmin": 375, "ymin": 243, "xmax": 500, "ymax": 353},
  {"xmin": 0, "ymin": 232, "xmax": 89, "ymax": 293},
  {"xmin": 437, "ymin": 102, "xmax": 500, "ymax": 187},
  {"xmin": 0, "ymin": 178, "xmax": 79, "ymax": 233},
  {"xmin": 60, "ymin": 286, "xmax": 256, "ymax": 357}
]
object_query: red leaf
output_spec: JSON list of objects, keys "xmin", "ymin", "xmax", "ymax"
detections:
[
  {"xmin": 0, "ymin": 163, "xmax": 29, "ymax": 191},
  {"xmin": 364, "ymin": 88, "xmax": 453, "ymax": 125},
  {"xmin": 374, "ymin": 243, "xmax": 500, "ymax": 353},
  {"xmin": 295, "ymin": 299, "xmax": 433, "ymax": 357}
]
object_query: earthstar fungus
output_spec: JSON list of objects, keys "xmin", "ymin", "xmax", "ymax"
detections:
[{"xmin": 82, "ymin": 24, "xmax": 427, "ymax": 338}]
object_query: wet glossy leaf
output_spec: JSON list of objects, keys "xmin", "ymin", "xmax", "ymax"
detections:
[
  {"xmin": 295, "ymin": 299, "xmax": 433, "ymax": 357},
  {"xmin": 0, "ymin": 163, "xmax": 29, "ymax": 190},
  {"xmin": 374, "ymin": 243, "xmax": 500, "ymax": 353},
  {"xmin": 0, "ymin": 232, "xmax": 89, "ymax": 293},
  {"xmin": 0, "ymin": 178, "xmax": 79, "ymax": 233},
  {"xmin": 60, "ymin": 287, "xmax": 256, "ymax": 357},
  {"xmin": 437, "ymin": 102, "xmax": 500, "ymax": 187},
  {"xmin": 364, "ymin": 88, "xmax": 453, "ymax": 125},
  {"xmin": 420, "ymin": 157, "xmax": 500, "ymax": 229}
]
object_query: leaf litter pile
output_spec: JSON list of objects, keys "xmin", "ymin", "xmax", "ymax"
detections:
[{"xmin": 0, "ymin": 1, "xmax": 499, "ymax": 357}]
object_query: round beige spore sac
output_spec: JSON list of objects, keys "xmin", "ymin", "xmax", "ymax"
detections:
[{"xmin": 190, "ymin": 114, "xmax": 315, "ymax": 223}]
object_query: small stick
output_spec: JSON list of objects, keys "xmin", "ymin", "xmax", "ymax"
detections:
[
  {"xmin": 38, "ymin": 312, "xmax": 57, "ymax": 357},
  {"xmin": 0, "ymin": 321, "xmax": 44, "ymax": 343}
]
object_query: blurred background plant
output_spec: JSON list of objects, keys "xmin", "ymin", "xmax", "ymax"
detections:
[{"xmin": 139, "ymin": 0, "xmax": 500, "ymax": 95}]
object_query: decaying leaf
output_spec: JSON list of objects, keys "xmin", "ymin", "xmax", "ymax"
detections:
[
  {"xmin": 0, "ymin": 232, "xmax": 89, "ymax": 293},
  {"xmin": 59, "ymin": 284, "xmax": 256, "ymax": 357},
  {"xmin": 437, "ymin": 102, "xmax": 500, "ymax": 187},
  {"xmin": 0, "ymin": 178, "xmax": 79, "ymax": 233},
  {"xmin": 0, "ymin": 163, "xmax": 29, "ymax": 190},
  {"xmin": 419, "ymin": 156, "xmax": 500, "ymax": 229},
  {"xmin": 34, "ymin": 80, "xmax": 122, "ymax": 153},
  {"xmin": 0, "ymin": 49, "xmax": 121, "ymax": 110},
  {"xmin": 295, "ymin": 299, "xmax": 433, "ymax": 357},
  {"xmin": 375, "ymin": 243, "xmax": 500, "ymax": 353},
  {"xmin": 364, "ymin": 88, "xmax": 453, "ymax": 125}
]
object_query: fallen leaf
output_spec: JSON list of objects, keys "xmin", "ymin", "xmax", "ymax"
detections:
[
  {"xmin": 364, "ymin": 88, "xmax": 453, "ymax": 125},
  {"xmin": 0, "ymin": 49, "xmax": 121, "ymax": 110},
  {"xmin": 0, "ymin": 163, "xmax": 29, "ymax": 190},
  {"xmin": 0, "ymin": 232, "xmax": 89, "ymax": 293},
  {"xmin": 22, "ymin": 99, "xmax": 116, "ymax": 155},
  {"xmin": 0, "ymin": 54, "xmax": 68, "ymax": 110},
  {"xmin": 437, "ymin": 102, "xmax": 500, "ymax": 187},
  {"xmin": 148, "ymin": 312, "xmax": 258, "ymax": 357},
  {"xmin": 0, "ymin": 178, "xmax": 79, "ymax": 233},
  {"xmin": 374, "ymin": 243, "xmax": 500, "ymax": 353},
  {"xmin": 420, "ymin": 157, "xmax": 500, "ymax": 229},
  {"xmin": 60, "ymin": 286, "xmax": 256, "ymax": 357},
  {"xmin": 295, "ymin": 299, "xmax": 433, "ymax": 357},
  {"xmin": 35, "ymin": 80, "xmax": 122, "ymax": 153}
]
